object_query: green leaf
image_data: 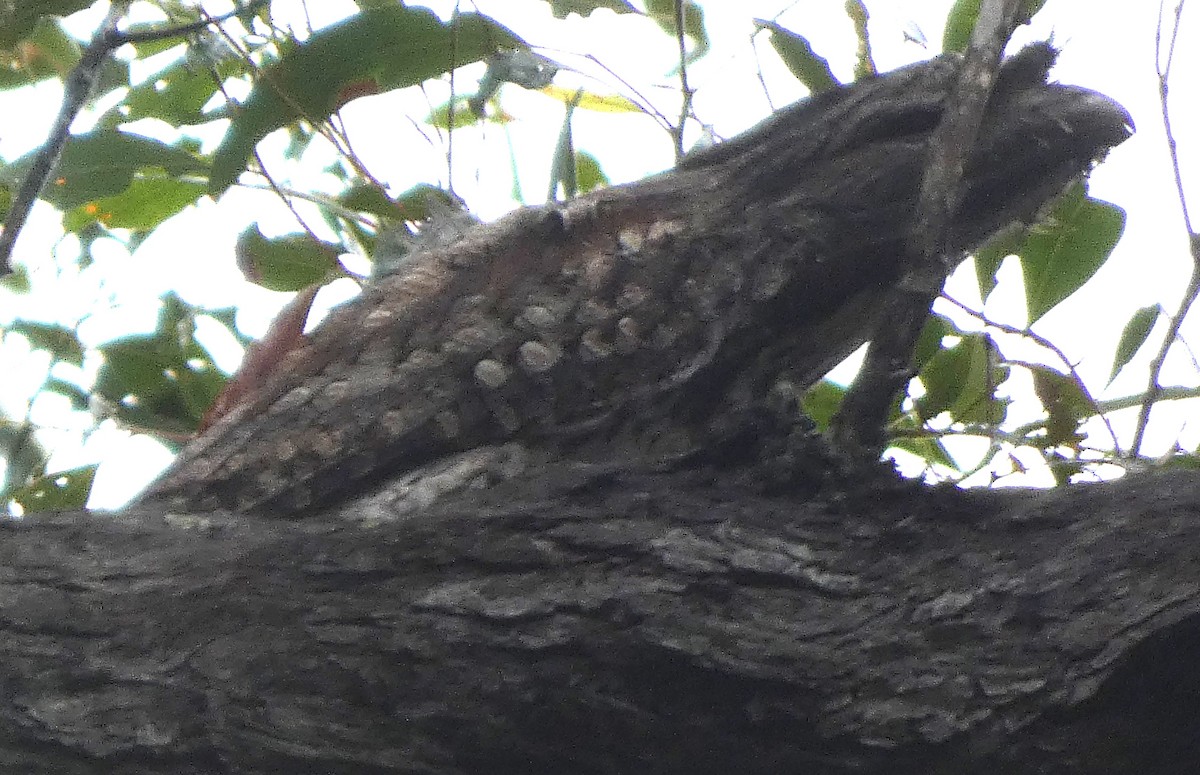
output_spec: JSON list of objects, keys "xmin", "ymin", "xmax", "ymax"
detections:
[
  {"xmin": 544, "ymin": 0, "xmax": 637, "ymax": 17},
  {"xmin": 541, "ymin": 85, "xmax": 641, "ymax": 113},
  {"xmin": 645, "ymin": 0, "xmax": 709, "ymax": 62},
  {"xmin": 44, "ymin": 376, "xmax": 90, "ymax": 411},
  {"xmin": 2, "ymin": 265, "xmax": 31, "ymax": 294},
  {"xmin": 391, "ymin": 184, "xmax": 458, "ymax": 222},
  {"xmin": 972, "ymin": 227, "xmax": 1023, "ymax": 302},
  {"xmin": 95, "ymin": 293, "xmax": 227, "ymax": 441},
  {"xmin": 1108, "ymin": 304, "xmax": 1162, "ymax": 386},
  {"xmin": 7, "ymin": 464, "xmax": 97, "ymax": 513},
  {"xmin": 0, "ymin": 17, "xmax": 79, "ymax": 89},
  {"xmin": 8, "ymin": 320, "xmax": 84, "ymax": 365},
  {"xmin": 1019, "ymin": 188, "xmax": 1125, "ymax": 324},
  {"xmin": 0, "ymin": 15, "xmax": 126, "ymax": 92},
  {"xmin": 81, "ymin": 176, "xmax": 206, "ymax": 230},
  {"xmin": 575, "ymin": 151, "xmax": 609, "ymax": 195},
  {"xmin": 117, "ymin": 59, "xmax": 222, "ymax": 126},
  {"xmin": 913, "ymin": 314, "xmax": 953, "ymax": 371},
  {"xmin": 0, "ymin": 418, "xmax": 47, "ymax": 495},
  {"xmin": 915, "ymin": 333, "xmax": 1006, "ymax": 425},
  {"xmin": 235, "ymin": 225, "xmax": 342, "ymax": 292},
  {"xmin": 0, "ymin": 0, "xmax": 93, "ymax": 49},
  {"xmin": 293, "ymin": 127, "xmax": 330, "ymax": 165},
  {"xmin": 755, "ymin": 20, "xmax": 838, "ymax": 94},
  {"xmin": 1165, "ymin": 452, "xmax": 1200, "ymax": 470},
  {"xmin": 338, "ymin": 183, "xmax": 408, "ymax": 222},
  {"xmin": 802, "ymin": 380, "xmax": 846, "ymax": 432},
  {"xmin": 1030, "ymin": 366, "xmax": 1090, "ymax": 448},
  {"xmin": 426, "ymin": 96, "xmax": 514, "ymax": 129},
  {"xmin": 889, "ymin": 434, "xmax": 957, "ymax": 471},
  {"xmin": 548, "ymin": 91, "xmax": 582, "ymax": 202},
  {"xmin": 0, "ymin": 130, "xmax": 206, "ymax": 210},
  {"xmin": 942, "ymin": 0, "xmax": 979, "ymax": 53},
  {"xmin": 209, "ymin": 7, "xmax": 526, "ymax": 195},
  {"xmin": 1044, "ymin": 450, "xmax": 1083, "ymax": 487}
]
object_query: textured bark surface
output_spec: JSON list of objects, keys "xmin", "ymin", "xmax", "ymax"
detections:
[{"xmin": 5, "ymin": 468, "xmax": 1200, "ymax": 774}]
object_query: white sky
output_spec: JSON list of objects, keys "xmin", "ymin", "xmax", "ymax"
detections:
[{"xmin": 0, "ymin": 0, "xmax": 1195, "ymax": 507}]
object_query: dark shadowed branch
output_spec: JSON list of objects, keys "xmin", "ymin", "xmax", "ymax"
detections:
[{"xmin": 4, "ymin": 464, "xmax": 1200, "ymax": 773}]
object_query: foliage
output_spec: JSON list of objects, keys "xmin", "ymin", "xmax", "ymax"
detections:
[{"xmin": 0, "ymin": 0, "xmax": 1184, "ymax": 512}]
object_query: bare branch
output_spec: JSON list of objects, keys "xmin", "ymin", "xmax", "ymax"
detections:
[
  {"xmin": 672, "ymin": 0, "xmax": 694, "ymax": 163},
  {"xmin": 829, "ymin": 0, "xmax": 1026, "ymax": 461},
  {"xmin": 1132, "ymin": 0, "xmax": 1196, "ymax": 457}
]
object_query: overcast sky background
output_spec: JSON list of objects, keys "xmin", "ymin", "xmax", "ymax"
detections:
[{"xmin": 0, "ymin": 0, "xmax": 1194, "ymax": 507}]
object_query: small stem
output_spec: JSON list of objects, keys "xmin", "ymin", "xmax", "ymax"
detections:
[
  {"xmin": 1132, "ymin": 0, "xmax": 1196, "ymax": 457},
  {"xmin": 673, "ymin": 0, "xmax": 693, "ymax": 163}
]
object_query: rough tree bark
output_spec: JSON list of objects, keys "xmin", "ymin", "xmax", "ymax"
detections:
[
  {"xmin": 1, "ymin": 45, "xmax": 1169, "ymax": 775},
  {"xmin": 9, "ymin": 468, "xmax": 1200, "ymax": 774}
]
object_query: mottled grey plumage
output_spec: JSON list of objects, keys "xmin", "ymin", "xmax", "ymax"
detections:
[{"xmin": 138, "ymin": 44, "xmax": 1131, "ymax": 516}]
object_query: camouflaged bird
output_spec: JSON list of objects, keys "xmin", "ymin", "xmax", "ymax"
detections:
[{"xmin": 137, "ymin": 44, "xmax": 1132, "ymax": 516}]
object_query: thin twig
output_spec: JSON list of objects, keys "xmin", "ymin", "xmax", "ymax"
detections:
[
  {"xmin": 446, "ymin": 0, "xmax": 463, "ymax": 198},
  {"xmin": 232, "ymin": 181, "xmax": 376, "ymax": 225},
  {"xmin": 1132, "ymin": 0, "xmax": 1197, "ymax": 457},
  {"xmin": 0, "ymin": 4, "xmax": 123, "ymax": 276},
  {"xmin": 748, "ymin": 32, "xmax": 778, "ymax": 113},
  {"xmin": 202, "ymin": 5, "xmax": 389, "ymax": 194},
  {"xmin": 899, "ymin": 383, "xmax": 1200, "ymax": 464},
  {"xmin": 117, "ymin": 0, "xmax": 270, "ymax": 45},
  {"xmin": 197, "ymin": 36, "xmax": 323, "ymax": 247},
  {"xmin": 672, "ymin": 0, "xmax": 693, "ymax": 163},
  {"xmin": 523, "ymin": 45, "xmax": 675, "ymax": 132},
  {"xmin": 941, "ymin": 293, "xmax": 1121, "ymax": 452},
  {"xmin": 0, "ymin": 0, "xmax": 270, "ymax": 276}
]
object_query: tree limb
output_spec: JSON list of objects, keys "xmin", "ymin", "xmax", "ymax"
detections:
[{"xmin": 5, "ymin": 466, "xmax": 1200, "ymax": 773}]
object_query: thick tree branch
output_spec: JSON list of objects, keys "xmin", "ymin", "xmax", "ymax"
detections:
[{"xmin": 6, "ymin": 467, "xmax": 1200, "ymax": 773}]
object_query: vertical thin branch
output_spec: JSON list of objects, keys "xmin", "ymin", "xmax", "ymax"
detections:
[
  {"xmin": 748, "ymin": 33, "xmax": 778, "ymax": 112},
  {"xmin": 829, "ymin": 0, "xmax": 1023, "ymax": 460},
  {"xmin": 446, "ymin": 0, "xmax": 463, "ymax": 198},
  {"xmin": 673, "ymin": 0, "xmax": 693, "ymax": 163},
  {"xmin": 1131, "ymin": 0, "xmax": 1196, "ymax": 457}
]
